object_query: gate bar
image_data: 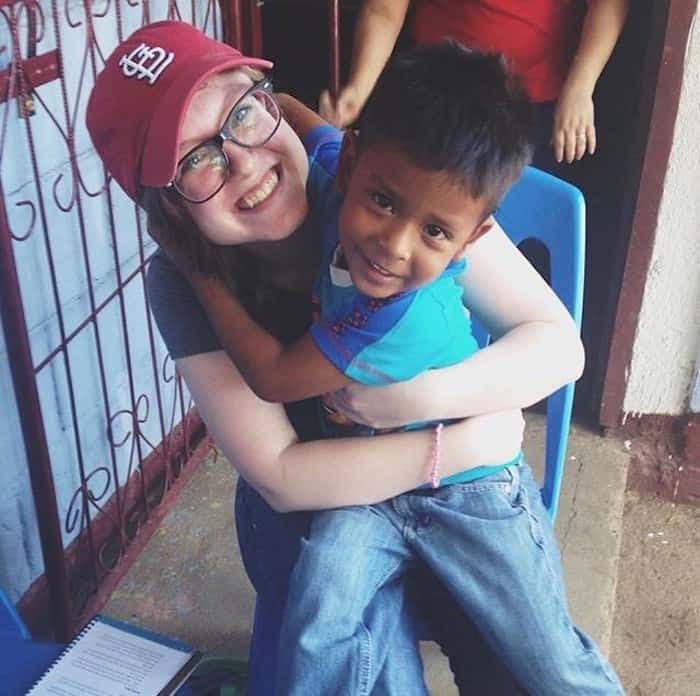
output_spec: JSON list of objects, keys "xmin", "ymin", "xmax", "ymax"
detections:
[
  {"xmin": 328, "ymin": 0, "xmax": 340, "ymax": 99},
  {"xmin": 0, "ymin": 188, "xmax": 71, "ymax": 640}
]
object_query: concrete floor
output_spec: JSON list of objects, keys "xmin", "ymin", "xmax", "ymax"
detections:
[
  {"xmin": 609, "ymin": 493, "xmax": 700, "ymax": 696},
  {"xmin": 104, "ymin": 414, "xmax": 644, "ymax": 693}
]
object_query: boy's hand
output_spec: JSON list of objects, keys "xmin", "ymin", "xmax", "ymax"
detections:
[
  {"xmin": 325, "ymin": 372, "xmax": 440, "ymax": 429},
  {"xmin": 277, "ymin": 92, "xmax": 328, "ymax": 138},
  {"xmin": 319, "ymin": 84, "xmax": 362, "ymax": 129}
]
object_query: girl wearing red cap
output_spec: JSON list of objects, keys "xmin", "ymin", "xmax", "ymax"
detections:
[{"xmin": 88, "ymin": 22, "xmax": 584, "ymax": 695}]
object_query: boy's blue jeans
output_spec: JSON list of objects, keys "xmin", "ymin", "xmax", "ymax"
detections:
[
  {"xmin": 275, "ymin": 463, "xmax": 624, "ymax": 696},
  {"xmin": 236, "ymin": 478, "xmax": 525, "ymax": 695}
]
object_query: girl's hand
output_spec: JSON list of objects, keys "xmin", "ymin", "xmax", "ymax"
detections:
[
  {"xmin": 552, "ymin": 83, "xmax": 597, "ymax": 164},
  {"xmin": 459, "ymin": 410, "xmax": 526, "ymax": 467},
  {"xmin": 325, "ymin": 372, "xmax": 441, "ymax": 429}
]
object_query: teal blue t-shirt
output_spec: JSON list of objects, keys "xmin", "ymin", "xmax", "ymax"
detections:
[{"xmin": 304, "ymin": 125, "xmax": 519, "ymax": 484}]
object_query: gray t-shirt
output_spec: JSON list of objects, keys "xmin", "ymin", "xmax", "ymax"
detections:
[
  {"xmin": 146, "ymin": 250, "xmax": 322, "ymax": 440},
  {"xmin": 146, "ymin": 251, "xmax": 221, "ymax": 359}
]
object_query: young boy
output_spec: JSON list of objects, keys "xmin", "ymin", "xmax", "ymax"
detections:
[{"xmin": 196, "ymin": 43, "xmax": 622, "ymax": 695}]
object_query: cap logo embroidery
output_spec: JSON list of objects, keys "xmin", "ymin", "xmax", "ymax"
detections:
[{"xmin": 118, "ymin": 42, "xmax": 175, "ymax": 85}]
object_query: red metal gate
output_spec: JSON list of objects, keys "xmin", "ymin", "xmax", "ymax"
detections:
[{"xmin": 0, "ymin": 0, "xmax": 261, "ymax": 641}]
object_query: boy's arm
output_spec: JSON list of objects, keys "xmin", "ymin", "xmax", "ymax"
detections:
[
  {"xmin": 189, "ymin": 272, "xmax": 352, "ymax": 402},
  {"xmin": 277, "ymin": 93, "xmax": 330, "ymax": 140}
]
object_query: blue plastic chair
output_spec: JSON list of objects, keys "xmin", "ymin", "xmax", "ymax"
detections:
[
  {"xmin": 0, "ymin": 586, "xmax": 64, "ymax": 694},
  {"xmin": 247, "ymin": 165, "xmax": 585, "ymax": 694},
  {"xmin": 483, "ymin": 165, "xmax": 585, "ymax": 520},
  {"xmin": 0, "ymin": 585, "xmax": 31, "ymax": 640}
]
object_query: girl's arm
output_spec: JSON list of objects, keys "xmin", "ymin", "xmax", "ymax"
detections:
[
  {"xmin": 326, "ymin": 222, "xmax": 585, "ymax": 428},
  {"xmin": 177, "ymin": 350, "xmax": 524, "ymax": 512}
]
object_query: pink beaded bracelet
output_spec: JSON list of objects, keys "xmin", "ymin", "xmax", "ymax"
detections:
[{"xmin": 428, "ymin": 423, "xmax": 444, "ymax": 489}]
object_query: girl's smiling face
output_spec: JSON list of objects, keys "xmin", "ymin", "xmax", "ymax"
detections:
[{"xmin": 177, "ymin": 70, "xmax": 309, "ymax": 246}]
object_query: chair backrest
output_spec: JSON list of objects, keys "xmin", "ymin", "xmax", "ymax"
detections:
[{"xmin": 470, "ymin": 166, "xmax": 585, "ymax": 520}]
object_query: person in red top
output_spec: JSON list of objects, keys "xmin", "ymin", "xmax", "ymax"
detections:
[
  {"xmin": 412, "ymin": 0, "xmax": 583, "ymax": 103},
  {"xmin": 320, "ymin": 0, "xmax": 628, "ymax": 170}
]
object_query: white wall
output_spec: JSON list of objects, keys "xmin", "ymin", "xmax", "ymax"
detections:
[{"xmin": 623, "ymin": 7, "xmax": 700, "ymax": 416}]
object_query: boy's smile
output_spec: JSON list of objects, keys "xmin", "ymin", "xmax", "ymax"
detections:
[{"xmin": 336, "ymin": 138, "xmax": 492, "ymax": 298}]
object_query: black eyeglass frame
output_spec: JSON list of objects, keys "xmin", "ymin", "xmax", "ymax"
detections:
[{"xmin": 166, "ymin": 78, "xmax": 282, "ymax": 204}]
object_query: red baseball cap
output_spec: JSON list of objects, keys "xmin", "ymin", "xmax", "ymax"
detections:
[{"xmin": 86, "ymin": 21, "xmax": 272, "ymax": 202}]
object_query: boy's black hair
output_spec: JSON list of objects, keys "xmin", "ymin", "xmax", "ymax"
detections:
[{"xmin": 357, "ymin": 41, "xmax": 534, "ymax": 214}]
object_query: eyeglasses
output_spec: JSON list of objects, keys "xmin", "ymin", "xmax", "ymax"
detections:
[{"xmin": 168, "ymin": 78, "xmax": 282, "ymax": 204}]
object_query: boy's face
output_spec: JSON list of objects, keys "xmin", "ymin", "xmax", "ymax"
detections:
[{"xmin": 336, "ymin": 136, "xmax": 492, "ymax": 298}]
